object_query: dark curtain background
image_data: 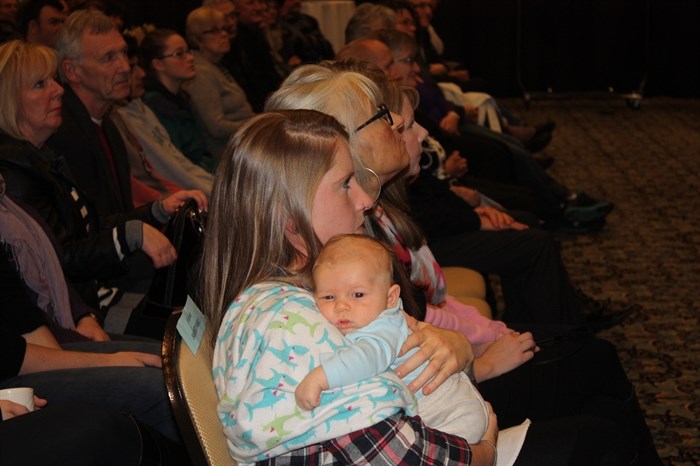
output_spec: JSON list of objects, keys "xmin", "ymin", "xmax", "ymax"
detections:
[{"xmin": 433, "ymin": 0, "xmax": 700, "ymax": 97}]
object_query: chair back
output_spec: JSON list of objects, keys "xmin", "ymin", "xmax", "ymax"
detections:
[{"xmin": 162, "ymin": 311, "xmax": 237, "ymax": 466}]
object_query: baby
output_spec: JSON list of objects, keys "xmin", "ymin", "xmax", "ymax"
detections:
[{"xmin": 295, "ymin": 234, "xmax": 491, "ymax": 444}]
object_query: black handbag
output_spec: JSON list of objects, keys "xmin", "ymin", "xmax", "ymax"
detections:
[{"xmin": 125, "ymin": 199, "xmax": 206, "ymax": 339}]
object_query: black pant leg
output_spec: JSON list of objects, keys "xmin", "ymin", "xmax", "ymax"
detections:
[{"xmin": 428, "ymin": 228, "xmax": 584, "ymax": 325}]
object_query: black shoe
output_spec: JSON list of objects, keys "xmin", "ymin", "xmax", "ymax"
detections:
[
  {"xmin": 580, "ymin": 296, "xmax": 638, "ymax": 333},
  {"xmin": 546, "ymin": 216, "xmax": 606, "ymax": 235},
  {"xmin": 534, "ymin": 154, "xmax": 554, "ymax": 169},
  {"xmin": 525, "ymin": 129, "xmax": 552, "ymax": 153},
  {"xmin": 535, "ymin": 120, "xmax": 556, "ymax": 134},
  {"xmin": 563, "ymin": 191, "xmax": 615, "ymax": 223}
]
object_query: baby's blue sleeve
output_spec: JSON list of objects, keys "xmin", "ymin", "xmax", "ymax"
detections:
[{"xmin": 321, "ymin": 306, "xmax": 409, "ymax": 388}]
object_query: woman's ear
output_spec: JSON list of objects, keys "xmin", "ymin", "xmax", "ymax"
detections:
[
  {"xmin": 387, "ymin": 284, "xmax": 401, "ymax": 308},
  {"xmin": 151, "ymin": 57, "xmax": 164, "ymax": 73},
  {"xmin": 284, "ymin": 219, "xmax": 308, "ymax": 257}
]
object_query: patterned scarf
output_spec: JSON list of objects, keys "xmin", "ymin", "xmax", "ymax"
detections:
[{"xmin": 0, "ymin": 173, "xmax": 75, "ymax": 329}]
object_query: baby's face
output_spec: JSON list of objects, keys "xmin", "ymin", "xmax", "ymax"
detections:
[{"xmin": 313, "ymin": 258, "xmax": 392, "ymax": 335}]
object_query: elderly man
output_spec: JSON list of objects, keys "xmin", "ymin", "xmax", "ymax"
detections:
[
  {"xmin": 17, "ymin": 0, "xmax": 67, "ymax": 47},
  {"xmin": 202, "ymin": 0, "xmax": 238, "ymax": 38},
  {"xmin": 48, "ymin": 10, "xmax": 206, "ymax": 319}
]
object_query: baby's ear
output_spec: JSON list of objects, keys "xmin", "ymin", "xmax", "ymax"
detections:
[{"xmin": 387, "ymin": 284, "xmax": 401, "ymax": 308}]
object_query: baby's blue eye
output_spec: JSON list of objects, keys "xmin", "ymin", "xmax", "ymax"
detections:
[{"xmin": 352, "ymin": 292, "xmax": 365, "ymax": 298}]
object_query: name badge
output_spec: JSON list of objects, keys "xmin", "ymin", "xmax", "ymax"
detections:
[{"xmin": 177, "ymin": 296, "xmax": 207, "ymax": 354}]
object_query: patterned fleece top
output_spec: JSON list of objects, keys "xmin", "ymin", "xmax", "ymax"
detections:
[{"xmin": 212, "ymin": 281, "xmax": 416, "ymax": 464}]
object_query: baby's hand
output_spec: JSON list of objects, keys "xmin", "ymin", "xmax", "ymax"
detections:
[{"xmin": 295, "ymin": 366, "xmax": 328, "ymax": 411}]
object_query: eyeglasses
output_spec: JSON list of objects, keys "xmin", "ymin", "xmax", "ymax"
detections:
[
  {"xmin": 157, "ymin": 49, "xmax": 193, "ymax": 60},
  {"xmin": 356, "ymin": 104, "xmax": 393, "ymax": 132},
  {"xmin": 201, "ymin": 26, "xmax": 228, "ymax": 35},
  {"xmin": 395, "ymin": 56, "xmax": 416, "ymax": 65}
]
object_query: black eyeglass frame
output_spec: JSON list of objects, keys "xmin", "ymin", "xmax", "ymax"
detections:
[
  {"xmin": 157, "ymin": 49, "xmax": 193, "ymax": 60},
  {"xmin": 356, "ymin": 104, "xmax": 393, "ymax": 132}
]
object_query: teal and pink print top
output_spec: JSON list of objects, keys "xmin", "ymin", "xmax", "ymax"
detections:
[{"xmin": 212, "ymin": 281, "xmax": 416, "ymax": 464}]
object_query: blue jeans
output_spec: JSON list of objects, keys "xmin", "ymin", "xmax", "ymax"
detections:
[{"xmin": 0, "ymin": 340, "xmax": 179, "ymax": 441}]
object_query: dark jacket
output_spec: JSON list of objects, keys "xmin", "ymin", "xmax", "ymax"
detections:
[
  {"xmin": 407, "ymin": 171, "xmax": 482, "ymax": 241},
  {"xmin": 223, "ymin": 22, "xmax": 285, "ymax": 113},
  {"xmin": 142, "ymin": 77, "xmax": 211, "ymax": 167},
  {"xmin": 0, "ymin": 134, "xmax": 129, "ymax": 280},
  {"xmin": 47, "ymin": 85, "xmax": 147, "ymax": 219}
]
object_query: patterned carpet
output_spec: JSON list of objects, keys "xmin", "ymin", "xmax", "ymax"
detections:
[{"xmin": 502, "ymin": 97, "xmax": 700, "ymax": 465}]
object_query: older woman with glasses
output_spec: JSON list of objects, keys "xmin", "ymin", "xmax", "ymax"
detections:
[
  {"xmin": 140, "ymin": 28, "xmax": 216, "ymax": 172},
  {"xmin": 184, "ymin": 6, "xmax": 255, "ymax": 161}
]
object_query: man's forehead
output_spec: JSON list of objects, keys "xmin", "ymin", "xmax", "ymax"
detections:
[{"xmin": 79, "ymin": 30, "xmax": 125, "ymax": 55}]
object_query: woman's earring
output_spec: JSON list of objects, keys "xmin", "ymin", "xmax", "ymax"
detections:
[{"xmin": 359, "ymin": 166, "xmax": 382, "ymax": 204}]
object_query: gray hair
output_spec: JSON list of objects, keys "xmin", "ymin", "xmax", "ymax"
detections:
[
  {"xmin": 54, "ymin": 9, "xmax": 116, "ymax": 81},
  {"xmin": 344, "ymin": 4, "xmax": 396, "ymax": 44},
  {"xmin": 266, "ymin": 63, "xmax": 384, "ymax": 192}
]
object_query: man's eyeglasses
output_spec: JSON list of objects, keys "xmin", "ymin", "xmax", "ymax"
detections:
[
  {"xmin": 157, "ymin": 49, "xmax": 193, "ymax": 60},
  {"xmin": 356, "ymin": 104, "xmax": 393, "ymax": 132},
  {"xmin": 395, "ymin": 56, "xmax": 416, "ymax": 65}
]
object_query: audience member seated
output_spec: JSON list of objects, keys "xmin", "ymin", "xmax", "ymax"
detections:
[
  {"xmin": 16, "ymin": 0, "xmax": 67, "ymax": 47},
  {"xmin": 114, "ymin": 34, "xmax": 213, "ymax": 196},
  {"xmin": 109, "ymin": 36, "xmax": 183, "ymax": 207},
  {"xmin": 140, "ymin": 29, "xmax": 217, "ymax": 173},
  {"xmin": 344, "ymin": 2, "xmax": 395, "ymax": 44},
  {"xmin": 184, "ymin": 6, "xmax": 255, "ymax": 161},
  {"xmin": 0, "ymin": 0, "xmax": 20, "ymax": 42},
  {"xmin": 202, "ymin": 0, "xmax": 238, "ymax": 38},
  {"xmin": 220, "ymin": 0, "xmax": 285, "ymax": 112},
  {"xmin": 275, "ymin": 0, "xmax": 334, "ymax": 67},
  {"xmin": 200, "ymin": 110, "xmax": 497, "ymax": 464},
  {"xmin": 0, "ymin": 172, "xmax": 182, "ymax": 445}
]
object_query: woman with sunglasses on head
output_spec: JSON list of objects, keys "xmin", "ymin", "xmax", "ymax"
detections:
[
  {"xmin": 140, "ymin": 28, "xmax": 216, "ymax": 172},
  {"xmin": 184, "ymin": 6, "xmax": 255, "ymax": 162}
]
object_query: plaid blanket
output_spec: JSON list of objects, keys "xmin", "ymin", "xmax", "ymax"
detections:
[{"xmin": 261, "ymin": 412, "xmax": 472, "ymax": 465}]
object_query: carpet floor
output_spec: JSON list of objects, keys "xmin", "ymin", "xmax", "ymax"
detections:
[{"xmin": 502, "ymin": 96, "xmax": 700, "ymax": 465}]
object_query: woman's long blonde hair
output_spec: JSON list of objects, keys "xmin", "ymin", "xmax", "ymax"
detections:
[{"xmin": 199, "ymin": 110, "xmax": 348, "ymax": 340}]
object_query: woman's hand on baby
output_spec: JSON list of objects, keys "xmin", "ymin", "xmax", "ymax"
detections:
[
  {"xmin": 473, "ymin": 332, "xmax": 539, "ymax": 383},
  {"xmin": 397, "ymin": 320, "xmax": 472, "ymax": 396}
]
